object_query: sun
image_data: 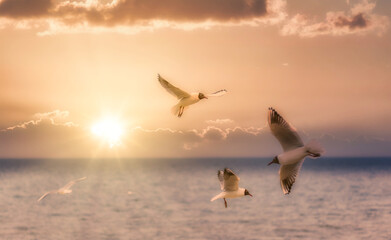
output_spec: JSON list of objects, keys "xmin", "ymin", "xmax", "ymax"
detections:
[{"xmin": 91, "ymin": 117, "xmax": 124, "ymax": 148}]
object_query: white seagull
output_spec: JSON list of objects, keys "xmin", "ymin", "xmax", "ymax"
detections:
[
  {"xmin": 37, "ymin": 177, "xmax": 87, "ymax": 202},
  {"xmin": 267, "ymin": 107, "xmax": 325, "ymax": 195},
  {"xmin": 210, "ymin": 168, "xmax": 252, "ymax": 208},
  {"xmin": 158, "ymin": 74, "xmax": 227, "ymax": 117}
]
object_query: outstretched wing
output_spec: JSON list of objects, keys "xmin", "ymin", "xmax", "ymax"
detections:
[
  {"xmin": 279, "ymin": 159, "xmax": 304, "ymax": 195},
  {"xmin": 37, "ymin": 191, "xmax": 55, "ymax": 202},
  {"xmin": 62, "ymin": 177, "xmax": 87, "ymax": 190},
  {"xmin": 268, "ymin": 107, "xmax": 304, "ymax": 152},
  {"xmin": 223, "ymin": 168, "xmax": 240, "ymax": 191},
  {"xmin": 158, "ymin": 74, "xmax": 191, "ymax": 99},
  {"xmin": 217, "ymin": 170, "xmax": 224, "ymax": 190},
  {"xmin": 207, "ymin": 89, "xmax": 227, "ymax": 97},
  {"xmin": 74, "ymin": 176, "xmax": 87, "ymax": 182}
]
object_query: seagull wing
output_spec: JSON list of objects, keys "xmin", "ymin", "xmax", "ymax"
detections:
[
  {"xmin": 223, "ymin": 168, "xmax": 240, "ymax": 191},
  {"xmin": 62, "ymin": 177, "xmax": 87, "ymax": 190},
  {"xmin": 268, "ymin": 107, "xmax": 304, "ymax": 152},
  {"xmin": 217, "ymin": 170, "xmax": 224, "ymax": 190},
  {"xmin": 158, "ymin": 74, "xmax": 191, "ymax": 99},
  {"xmin": 74, "ymin": 176, "xmax": 87, "ymax": 182},
  {"xmin": 279, "ymin": 159, "xmax": 304, "ymax": 195},
  {"xmin": 207, "ymin": 89, "xmax": 227, "ymax": 97},
  {"xmin": 37, "ymin": 191, "xmax": 55, "ymax": 202}
]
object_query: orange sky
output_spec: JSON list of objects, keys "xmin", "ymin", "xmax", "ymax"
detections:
[{"xmin": 1, "ymin": 0, "xmax": 391, "ymax": 158}]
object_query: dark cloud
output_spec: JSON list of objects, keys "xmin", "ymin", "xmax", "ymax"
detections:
[
  {"xmin": 0, "ymin": 0, "xmax": 52, "ymax": 18},
  {"xmin": 0, "ymin": 0, "xmax": 267, "ymax": 24},
  {"xmin": 0, "ymin": 0, "xmax": 387, "ymax": 36},
  {"xmin": 0, "ymin": 0, "xmax": 278, "ymax": 34},
  {"xmin": 107, "ymin": 0, "xmax": 267, "ymax": 23},
  {"xmin": 335, "ymin": 13, "xmax": 367, "ymax": 29}
]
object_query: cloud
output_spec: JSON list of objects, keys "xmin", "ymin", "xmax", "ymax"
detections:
[
  {"xmin": 281, "ymin": 0, "xmax": 389, "ymax": 37},
  {"xmin": 0, "ymin": 0, "xmax": 289, "ymax": 35},
  {"xmin": 0, "ymin": 0, "xmax": 52, "ymax": 18},
  {"xmin": 201, "ymin": 126, "xmax": 227, "ymax": 141},
  {"xmin": 0, "ymin": 0, "xmax": 387, "ymax": 37},
  {"xmin": 0, "ymin": 110, "xmax": 85, "ymax": 158},
  {"xmin": 2, "ymin": 0, "xmax": 268, "ymax": 21},
  {"xmin": 1, "ymin": 110, "xmax": 76, "ymax": 131},
  {"xmin": 34, "ymin": 110, "xmax": 71, "ymax": 122},
  {"xmin": 205, "ymin": 119, "xmax": 234, "ymax": 125},
  {"xmin": 334, "ymin": 13, "xmax": 367, "ymax": 29},
  {"xmin": 1, "ymin": 111, "xmax": 391, "ymax": 158},
  {"xmin": 0, "ymin": 112, "xmax": 269, "ymax": 158}
]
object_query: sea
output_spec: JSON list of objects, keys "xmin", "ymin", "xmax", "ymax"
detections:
[{"xmin": 0, "ymin": 157, "xmax": 390, "ymax": 240}]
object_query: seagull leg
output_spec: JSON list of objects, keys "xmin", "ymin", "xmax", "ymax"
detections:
[
  {"xmin": 224, "ymin": 198, "xmax": 227, "ymax": 208},
  {"xmin": 178, "ymin": 106, "xmax": 184, "ymax": 117}
]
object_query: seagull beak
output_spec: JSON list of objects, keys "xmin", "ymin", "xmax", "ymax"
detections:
[
  {"xmin": 249, "ymin": 193, "xmax": 253, "ymax": 197},
  {"xmin": 204, "ymin": 96, "xmax": 208, "ymax": 99}
]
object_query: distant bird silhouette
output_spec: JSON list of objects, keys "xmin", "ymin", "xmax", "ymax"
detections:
[
  {"xmin": 211, "ymin": 168, "xmax": 252, "ymax": 208},
  {"xmin": 158, "ymin": 74, "xmax": 227, "ymax": 117},
  {"xmin": 37, "ymin": 177, "xmax": 87, "ymax": 202},
  {"xmin": 267, "ymin": 107, "xmax": 324, "ymax": 194}
]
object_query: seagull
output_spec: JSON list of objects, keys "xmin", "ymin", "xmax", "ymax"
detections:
[
  {"xmin": 267, "ymin": 107, "xmax": 325, "ymax": 195},
  {"xmin": 158, "ymin": 74, "xmax": 227, "ymax": 117},
  {"xmin": 37, "ymin": 177, "xmax": 87, "ymax": 202},
  {"xmin": 210, "ymin": 168, "xmax": 252, "ymax": 208}
]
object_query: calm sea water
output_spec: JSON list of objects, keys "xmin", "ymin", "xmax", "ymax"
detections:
[{"xmin": 0, "ymin": 157, "xmax": 391, "ymax": 240}]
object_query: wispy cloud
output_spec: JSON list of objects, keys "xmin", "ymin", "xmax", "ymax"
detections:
[
  {"xmin": 205, "ymin": 118, "xmax": 234, "ymax": 125},
  {"xmin": 1, "ymin": 111, "xmax": 391, "ymax": 158},
  {"xmin": 281, "ymin": 0, "xmax": 389, "ymax": 37},
  {"xmin": 2, "ymin": 110, "xmax": 76, "ymax": 131}
]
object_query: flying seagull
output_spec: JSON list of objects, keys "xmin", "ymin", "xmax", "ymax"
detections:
[
  {"xmin": 37, "ymin": 177, "xmax": 87, "ymax": 202},
  {"xmin": 267, "ymin": 107, "xmax": 324, "ymax": 195},
  {"xmin": 158, "ymin": 74, "xmax": 227, "ymax": 117},
  {"xmin": 210, "ymin": 168, "xmax": 252, "ymax": 208}
]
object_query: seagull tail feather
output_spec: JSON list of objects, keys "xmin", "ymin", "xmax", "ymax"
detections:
[
  {"xmin": 171, "ymin": 104, "xmax": 181, "ymax": 116},
  {"xmin": 305, "ymin": 139, "xmax": 325, "ymax": 158},
  {"xmin": 210, "ymin": 193, "xmax": 224, "ymax": 202}
]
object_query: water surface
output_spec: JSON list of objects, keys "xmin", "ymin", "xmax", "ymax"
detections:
[{"xmin": 0, "ymin": 157, "xmax": 390, "ymax": 240}]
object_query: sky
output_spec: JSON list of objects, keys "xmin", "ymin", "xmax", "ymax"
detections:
[{"xmin": 0, "ymin": 0, "xmax": 391, "ymax": 158}]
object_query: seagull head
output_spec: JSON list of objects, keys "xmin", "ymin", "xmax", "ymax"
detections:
[
  {"xmin": 244, "ymin": 189, "xmax": 253, "ymax": 197},
  {"xmin": 267, "ymin": 156, "xmax": 279, "ymax": 166},
  {"xmin": 198, "ymin": 93, "xmax": 208, "ymax": 100}
]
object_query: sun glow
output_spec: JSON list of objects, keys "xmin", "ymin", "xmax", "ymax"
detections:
[{"xmin": 91, "ymin": 118, "xmax": 124, "ymax": 148}]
